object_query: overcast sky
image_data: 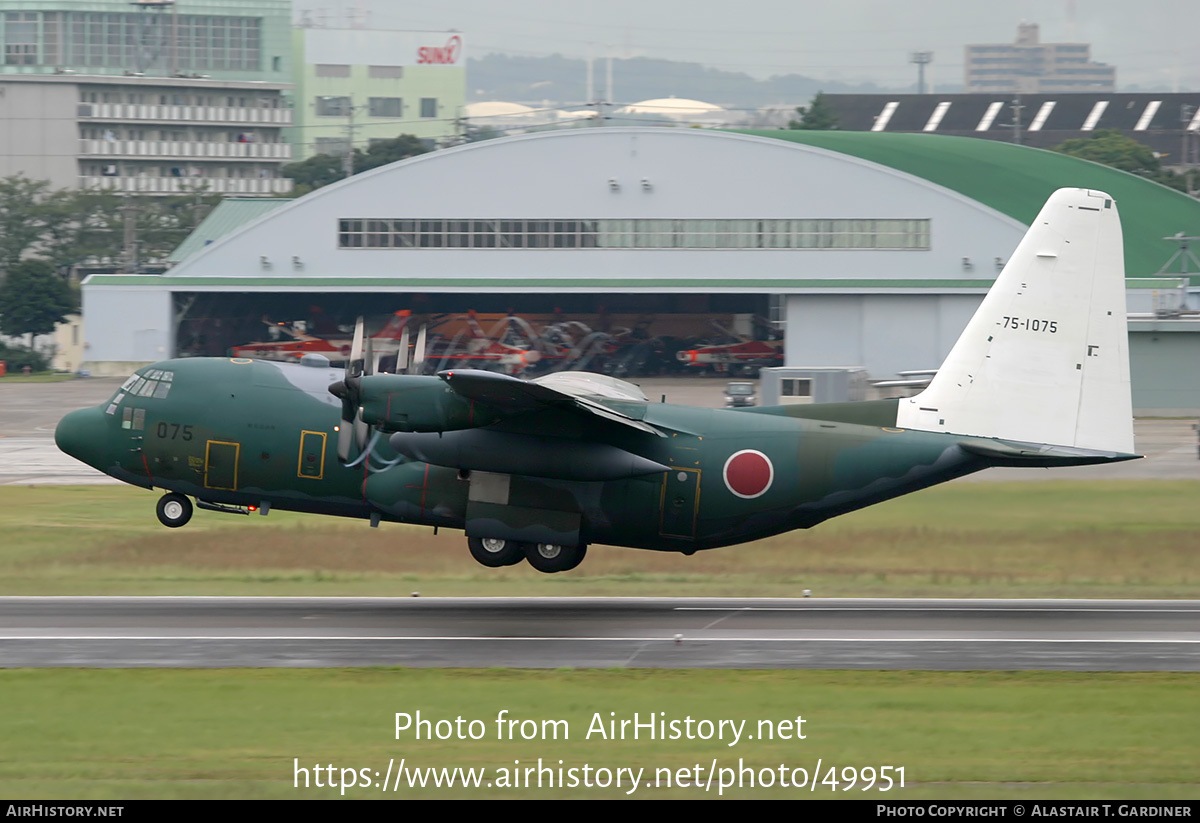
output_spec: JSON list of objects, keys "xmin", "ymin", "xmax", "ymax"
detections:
[{"xmin": 293, "ymin": 0, "xmax": 1199, "ymax": 92}]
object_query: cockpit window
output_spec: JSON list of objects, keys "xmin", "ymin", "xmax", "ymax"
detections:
[{"xmin": 108, "ymin": 369, "xmax": 175, "ymax": 414}]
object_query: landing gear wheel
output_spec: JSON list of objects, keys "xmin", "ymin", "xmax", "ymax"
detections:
[
  {"xmin": 156, "ymin": 493, "xmax": 193, "ymax": 528},
  {"xmin": 524, "ymin": 542, "xmax": 587, "ymax": 573},
  {"xmin": 467, "ymin": 536, "xmax": 526, "ymax": 568}
]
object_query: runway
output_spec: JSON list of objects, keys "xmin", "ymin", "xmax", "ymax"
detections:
[
  {"xmin": 2, "ymin": 376, "xmax": 1197, "ymax": 484},
  {"xmin": 1, "ymin": 596, "xmax": 1197, "ymax": 670}
]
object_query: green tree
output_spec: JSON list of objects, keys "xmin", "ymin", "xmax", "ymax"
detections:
[
  {"xmin": 788, "ymin": 91, "xmax": 839, "ymax": 130},
  {"xmin": 282, "ymin": 134, "xmax": 431, "ymax": 195},
  {"xmin": 354, "ymin": 134, "xmax": 430, "ymax": 173},
  {"xmin": 0, "ymin": 176, "xmax": 78, "ymax": 271},
  {"xmin": 280, "ymin": 152, "xmax": 345, "ymax": 196},
  {"xmin": 1051, "ymin": 129, "xmax": 1190, "ymax": 192},
  {"xmin": 465, "ymin": 125, "xmax": 504, "ymax": 143},
  {"xmin": 0, "ymin": 259, "xmax": 77, "ymax": 349}
]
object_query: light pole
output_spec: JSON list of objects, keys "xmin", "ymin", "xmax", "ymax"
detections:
[
  {"xmin": 316, "ymin": 96, "xmax": 362, "ymax": 178},
  {"xmin": 909, "ymin": 51, "xmax": 933, "ymax": 95}
]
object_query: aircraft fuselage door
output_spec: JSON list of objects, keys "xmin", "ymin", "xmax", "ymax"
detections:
[
  {"xmin": 298, "ymin": 431, "xmax": 326, "ymax": 479},
  {"xmin": 659, "ymin": 468, "xmax": 701, "ymax": 538},
  {"xmin": 205, "ymin": 440, "xmax": 240, "ymax": 490}
]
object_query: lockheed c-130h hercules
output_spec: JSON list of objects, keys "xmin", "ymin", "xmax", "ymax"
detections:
[{"xmin": 56, "ymin": 189, "xmax": 1139, "ymax": 573}]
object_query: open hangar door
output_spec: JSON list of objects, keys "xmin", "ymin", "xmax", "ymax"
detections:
[{"xmin": 172, "ymin": 290, "xmax": 781, "ymax": 378}]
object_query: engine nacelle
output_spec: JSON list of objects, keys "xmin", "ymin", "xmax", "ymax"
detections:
[
  {"xmin": 356, "ymin": 374, "xmax": 504, "ymax": 432},
  {"xmin": 389, "ymin": 429, "xmax": 670, "ymax": 481}
]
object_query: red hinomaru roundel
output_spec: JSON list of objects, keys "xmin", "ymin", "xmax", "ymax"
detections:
[{"xmin": 722, "ymin": 449, "xmax": 774, "ymax": 499}]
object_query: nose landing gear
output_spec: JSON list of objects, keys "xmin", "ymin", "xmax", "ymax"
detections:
[{"xmin": 155, "ymin": 493, "xmax": 193, "ymax": 528}]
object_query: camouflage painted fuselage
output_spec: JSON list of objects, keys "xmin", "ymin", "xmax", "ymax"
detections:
[{"xmin": 56, "ymin": 357, "xmax": 1027, "ymax": 551}]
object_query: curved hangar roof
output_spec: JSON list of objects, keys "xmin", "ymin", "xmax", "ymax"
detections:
[
  {"xmin": 741, "ymin": 129, "xmax": 1200, "ymax": 278},
  {"xmin": 137, "ymin": 128, "xmax": 1200, "ymax": 294}
]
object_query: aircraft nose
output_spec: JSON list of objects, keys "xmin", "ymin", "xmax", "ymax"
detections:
[{"xmin": 55, "ymin": 406, "xmax": 108, "ymax": 469}]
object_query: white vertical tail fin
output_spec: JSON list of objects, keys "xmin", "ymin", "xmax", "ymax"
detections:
[{"xmin": 896, "ymin": 188, "xmax": 1134, "ymax": 454}]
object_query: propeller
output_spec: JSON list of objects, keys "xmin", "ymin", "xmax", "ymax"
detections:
[
  {"xmin": 329, "ymin": 313, "xmax": 431, "ymax": 464},
  {"xmin": 332, "ymin": 316, "xmax": 366, "ymax": 463}
]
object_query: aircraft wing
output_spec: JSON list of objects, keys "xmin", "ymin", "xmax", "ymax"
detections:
[{"xmin": 439, "ymin": 369, "xmax": 667, "ymax": 437}]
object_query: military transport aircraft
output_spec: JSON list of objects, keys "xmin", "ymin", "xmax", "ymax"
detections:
[{"xmin": 56, "ymin": 189, "xmax": 1138, "ymax": 573}]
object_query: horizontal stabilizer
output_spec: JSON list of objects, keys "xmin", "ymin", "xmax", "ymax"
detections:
[{"xmin": 959, "ymin": 438, "xmax": 1141, "ymax": 467}]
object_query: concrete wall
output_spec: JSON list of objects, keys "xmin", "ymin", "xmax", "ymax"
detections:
[
  {"xmin": 0, "ymin": 81, "xmax": 78, "ymax": 187},
  {"xmin": 1129, "ymin": 321, "xmax": 1200, "ymax": 416},
  {"xmin": 783, "ymin": 293, "xmax": 982, "ymax": 379},
  {"xmin": 80, "ymin": 286, "xmax": 173, "ymax": 374}
]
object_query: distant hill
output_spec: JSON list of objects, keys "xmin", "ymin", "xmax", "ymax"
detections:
[{"xmin": 466, "ymin": 53, "xmax": 926, "ymax": 113}]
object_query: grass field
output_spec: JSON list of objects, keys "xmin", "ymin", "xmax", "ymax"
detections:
[
  {"xmin": 3, "ymin": 483, "xmax": 1197, "ymax": 800},
  {"xmin": 2, "ymin": 481, "xmax": 1197, "ymax": 597},
  {"xmin": 1, "ymin": 668, "xmax": 1196, "ymax": 799}
]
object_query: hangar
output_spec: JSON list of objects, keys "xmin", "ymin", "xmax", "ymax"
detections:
[{"xmin": 80, "ymin": 126, "xmax": 1200, "ymax": 411}]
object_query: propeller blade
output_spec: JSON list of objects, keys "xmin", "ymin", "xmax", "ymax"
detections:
[
  {"xmin": 364, "ymin": 330, "xmax": 375, "ymax": 376},
  {"xmin": 396, "ymin": 327, "xmax": 410, "ymax": 373},
  {"xmin": 411, "ymin": 325, "xmax": 427, "ymax": 374},
  {"xmin": 348, "ymin": 316, "xmax": 365, "ymax": 378},
  {"xmin": 354, "ymin": 415, "xmax": 369, "ymax": 450},
  {"xmin": 337, "ymin": 419, "xmax": 353, "ymax": 463}
]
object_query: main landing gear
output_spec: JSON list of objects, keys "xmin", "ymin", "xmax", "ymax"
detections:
[
  {"xmin": 467, "ymin": 537, "xmax": 587, "ymax": 573},
  {"xmin": 467, "ymin": 536, "xmax": 525, "ymax": 567},
  {"xmin": 155, "ymin": 493, "xmax": 193, "ymax": 528}
]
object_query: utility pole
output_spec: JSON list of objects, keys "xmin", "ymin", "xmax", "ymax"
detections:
[
  {"xmin": 342, "ymin": 97, "xmax": 357, "ymax": 179},
  {"xmin": 1182, "ymin": 105, "xmax": 1194, "ymax": 174},
  {"xmin": 1010, "ymin": 96, "xmax": 1024, "ymax": 145},
  {"xmin": 120, "ymin": 195, "xmax": 139, "ymax": 274}
]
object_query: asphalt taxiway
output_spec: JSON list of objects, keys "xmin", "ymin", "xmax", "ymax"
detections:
[{"xmin": 1, "ymin": 597, "xmax": 1196, "ymax": 670}]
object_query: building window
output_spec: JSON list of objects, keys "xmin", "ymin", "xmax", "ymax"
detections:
[
  {"xmin": 58, "ymin": 12, "xmax": 261, "ymax": 71},
  {"xmin": 315, "ymin": 96, "xmax": 351, "ymax": 117},
  {"xmin": 315, "ymin": 63, "xmax": 350, "ymax": 78},
  {"xmin": 368, "ymin": 65, "xmax": 403, "ymax": 79},
  {"xmin": 780, "ymin": 378, "xmax": 812, "ymax": 398},
  {"xmin": 4, "ymin": 12, "xmax": 38, "ymax": 65},
  {"xmin": 420, "ymin": 98, "xmax": 437, "ymax": 118},
  {"xmin": 335, "ymin": 218, "xmax": 932, "ymax": 251},
  {"xmin": 368, "ymin": 97, "xmax": 403, "ymax": 117}
]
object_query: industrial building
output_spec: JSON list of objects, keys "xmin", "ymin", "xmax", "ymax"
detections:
[
  {"xmin": 0, "ymin": 72, "xmax": 293, "ymax": 193},
  {"xmin": 0, "ymin": 2, "xmax": 468, "ymax": 180},
  {"xmin": 78, "ymin": 127, "xmax": 1200, "ymax": 413},
  {"xmin": 965, "ymin": 22, "xmax": 1115, "ymax": 94},
  {"xmin": 289, "ymin": 26, "xmax": 468, "ymax": 159},
  {"xmin": 818, "ymin": 92, "xmax": 1200, "ymax": 163},
  {"xmin": 0, "ymin": 0, "xmax": 292, "ymax": 83}
]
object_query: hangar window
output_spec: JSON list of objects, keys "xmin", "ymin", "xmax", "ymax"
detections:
[
  {"xmin": 336, "ymin": 218, "xmax": 931, "ymax": 251},
  {"xmin": 472, "ymin": 221, "xmax": 498, "ymax": 247}
]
